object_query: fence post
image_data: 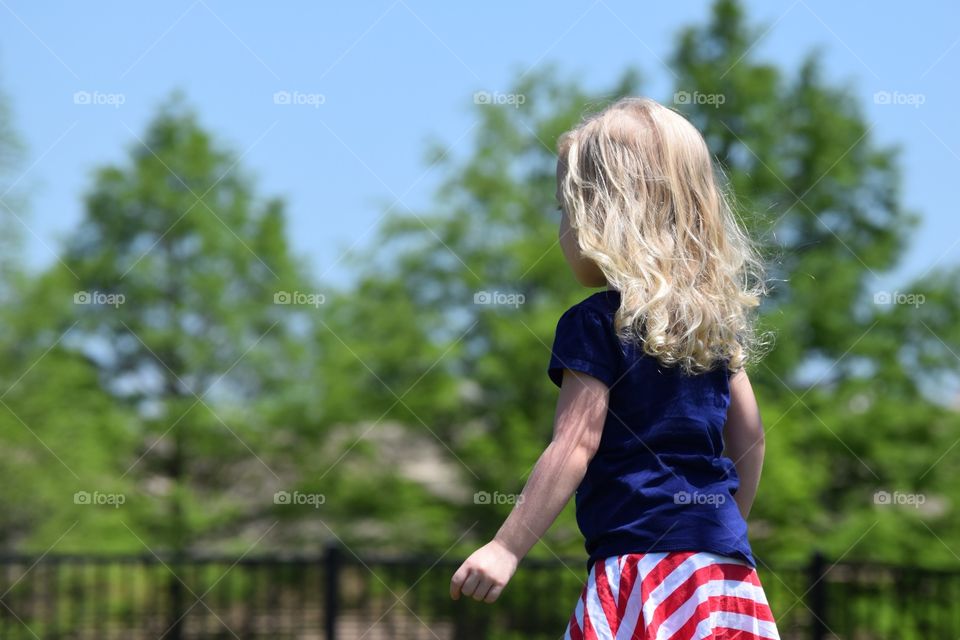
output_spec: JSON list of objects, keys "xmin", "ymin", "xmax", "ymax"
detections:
[
  {"xmin": 168, "ymin": 552, "xmax": 186, "ymax": 640},
  {"xmin": 325, "ymin": 543, "xmax": 341, "ymax": 640},
  {"xmin": 808, "ymin": 550, "xmax": 827, "ymax": 640}
]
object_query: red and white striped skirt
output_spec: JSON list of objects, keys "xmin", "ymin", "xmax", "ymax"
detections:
[{"xmin": 563, "ymin": 550, "xmax": 780, "ymax": 640}]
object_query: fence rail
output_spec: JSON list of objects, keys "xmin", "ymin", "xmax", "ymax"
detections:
[{"xmin": 0, "ymin": 548, "xmax": 957, "ymax": 639}]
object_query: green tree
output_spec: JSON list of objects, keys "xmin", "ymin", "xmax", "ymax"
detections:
[
  {"xmin": 51, "ymin": 91, "xmax": 321, "ymax": 554},
  {"xmin": 0, "ymin": 77, "xmax": 25, "ymax": 296},
  {"xmin": 0, "ymin": 76, "xmax": 141, "ymax": 552},
  {"xmin": 320, "ymin": 0, "xmax": 960, "ymax": 571},
  {"xmin": 673, "ymin": 0, "xmax": 960, "ymax": 565}
]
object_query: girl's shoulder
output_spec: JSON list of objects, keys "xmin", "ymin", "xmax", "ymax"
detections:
[
  {"xmin": 554, "ymin": 289, "xmax": 622, "ymax": 343},
  {"xmin": 548, "ymin": 290, "xmax": 625, "ymax": 389},
  {"xmin": 566, "ymin": 288, "xmax": 620, "ymax": 316}
]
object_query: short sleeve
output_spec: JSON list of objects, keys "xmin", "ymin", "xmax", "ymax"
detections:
[{"xmin": 547, "ymin": 304, "xmax": 621, "ymax": 388}]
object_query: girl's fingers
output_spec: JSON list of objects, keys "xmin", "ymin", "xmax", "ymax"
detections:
[
  {"xmin": 472, "ymin": 578, "xmax": 493, "ymax": 602},
  {"xmin": 451, "ymin": 562, "xmax": 504, "ymax": 604},
  {"xmin": 483, "ymin": 584, "xmax": 504, "ymax": 603},
  {"xmin": 450, "ymin": 565, "xmax": 470, "ymax": 600},
  {"xmin": 460, "ymin": 570, "xmax": 481, "ymax": 598}
]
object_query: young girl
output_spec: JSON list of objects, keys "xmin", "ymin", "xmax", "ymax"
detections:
[{"xmin": 450, "ymin": 97, "xmax": 779, "ymax": 639}]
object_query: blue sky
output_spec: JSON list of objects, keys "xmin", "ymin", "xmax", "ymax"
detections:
[{"xmin": 1, "ymin": 0, "xmax": 957, "ymax": 291}]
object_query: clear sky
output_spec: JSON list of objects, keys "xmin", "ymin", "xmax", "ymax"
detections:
[{"xmin": 2, "ymin": 1, "xmax": 957, "ymax": 291}]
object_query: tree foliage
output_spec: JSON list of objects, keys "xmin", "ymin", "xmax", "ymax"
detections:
[{"xmin": 0, "ymin": 1, "xmax": 958, "ymax": 570}]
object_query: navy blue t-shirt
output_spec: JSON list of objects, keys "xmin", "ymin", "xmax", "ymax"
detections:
[{"xmin": 547, "ymin": 289, "xmax": 755, "ymax": 573}]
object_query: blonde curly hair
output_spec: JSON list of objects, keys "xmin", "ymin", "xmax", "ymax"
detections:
[{"xmin": 557, "ymin": 97, "xmax": 770, "ymax": 375}]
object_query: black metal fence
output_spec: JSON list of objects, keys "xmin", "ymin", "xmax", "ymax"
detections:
[{"xmin": 0, "ymin": 547, "xmax": 958, "ymax": 639}]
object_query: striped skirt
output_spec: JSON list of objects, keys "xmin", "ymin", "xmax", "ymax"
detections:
[{"xmin": 563, "ymin": 550, "xmax": 780, "ymax": 640}]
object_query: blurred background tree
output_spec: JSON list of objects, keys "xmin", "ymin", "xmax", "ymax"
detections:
[
  {"xmin": 322, "ymin": 0, "xmax": 960, "ymax": 568},
  {"xmin": 0, "ymin": 0, "xmax": 957, "ymax": 574},
  {"xmin": 0, "ymin": 78, "xmax": 139, "ymax": 551},
  {"xmin": 0, "ymin": 91, "xmax": 328, "ymax": 554}
]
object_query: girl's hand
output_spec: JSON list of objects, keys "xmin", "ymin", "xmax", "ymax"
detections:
[{"xmin": 449, "ymin": 538, "xmax": 518, "ymax": 603}]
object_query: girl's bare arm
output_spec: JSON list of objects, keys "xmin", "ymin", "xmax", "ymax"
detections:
[
  {"xmin": 722, "ymin": 369, "xmax": 765, "ymax": 519},
  {"xmin": 493, "ymin": 369, "xmax": 608, "ymax": 556},
  {"xmin": 450, "ymin": 369, "xmax": 608, "ymax": 602}
]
